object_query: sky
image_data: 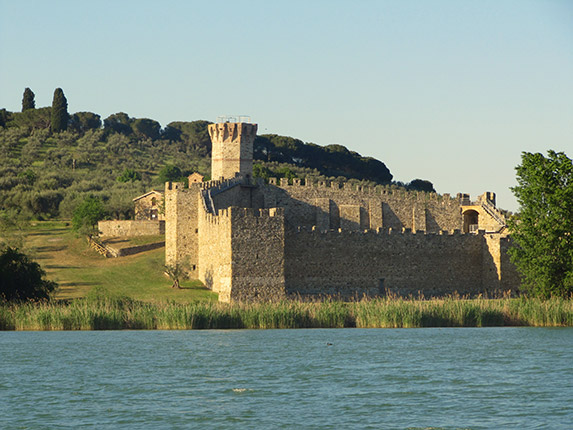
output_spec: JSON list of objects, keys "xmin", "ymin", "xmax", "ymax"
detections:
[{"xmin": 1, "ymin": 0, "xmax": 572, "ymax": 212}]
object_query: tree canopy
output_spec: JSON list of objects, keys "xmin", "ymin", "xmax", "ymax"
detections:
[
  {"xmin": 72, "ymin": 196, "xmax": 107, "ymax": 236},
  {"xmin": 22, "ymin": 88, "xmax": 35, "ymax": 111},
  {"xmin": 51, "ymin": 88, "xmax": 69, "ymax": 132},
  {"xmin": 508, "ymin": 150, "xmax": 573, "ymax": 298},
  {"xmin": 0, "ymin": 247, "xmax": 57, "ymax": 302}
]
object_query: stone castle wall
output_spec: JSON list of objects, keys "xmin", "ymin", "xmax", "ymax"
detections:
[
  {"xmin": 164, "ymin": 182, "xmax": 200, "ymax": 277},
  {"xmin": 228, "ymin": 207, "xmax": 286, "ymax": 302},
  {"xmin": 98, "ymin": 220, "xmax": 165, "ymax": 237},
  {"xmin": 284, "ymin": 228, "xmax": 498, "ymax": 299},
  {"xmin": 197, "ymin": 207, "xmax": 233, "ymax": 301},
  {"xmin": 196, "ymin": 206, "xmax": 286, "ymax": 302}
]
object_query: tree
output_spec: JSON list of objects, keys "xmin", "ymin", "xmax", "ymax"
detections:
[
  {"xmin": 508, "ymin": 150, "xmax": 573, "ymax": 298},
  {"xmin": 72, "ymin": 196, "xmax": 107, "ymax": 236},
  {"xmin": 116, "ymin": 168, "xmax": 141, "ymax": 182},
  {"xmin": 164, "ymin": 263, "xmax": 188, "ymax": 289},
  {"xmin": 103, "ymin": 112, "xmax": 132, "ymax": 135},
  {"xmin": 70, "ymin": 112, "xmax": 101, "ymax": 134},
  {"xmin": 22, "ymin": 88, "xmax": 35, "ymax": 111},
  {"xmin": 158, "ymin": 164, "xmax": 183, "ymax": 183},
  {"xmin": 406, "ymin": 179, "xmax": 436, "ymax": 193},
  {"xmin": 132, "ymin": 118, "xmax": 161, "ymax": 140},
  {"xmin": 51, "ymin": 88, "xmax": 69, "ymax": 132},
  {"xmin": 0, "ymin": 247, "xmax": 57, "ymax": 302}
]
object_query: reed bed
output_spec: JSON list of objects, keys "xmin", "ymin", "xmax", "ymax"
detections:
[{"xmin": 1, "ymin": 293, "xmax": 571, "ymax": 331}]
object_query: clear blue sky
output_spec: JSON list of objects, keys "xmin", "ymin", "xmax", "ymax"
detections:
[{"xmin": 1, "ymin": 0, "xmax": 572, "ymax": 212}]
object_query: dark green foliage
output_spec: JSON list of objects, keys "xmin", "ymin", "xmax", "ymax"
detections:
[
  {"xmin": 51, "ymin": 88, "xmax": 69, "ymax": 132},
  {"xmin": 158, "ymin": 164, "xmax": 183, "ymax": 183},
  {"xmin": 22, "ymin": 88, "xmax": 35, "ymax": 111},
  {"xmin": 254, "ymin": 134, "xmax": 393, "ymax": 184},
  {"xmin": 163, "ymin": 120, "xmax": 212, "ymax": 155},
  {"xmin": 72, "ymin": 196, "xmax": 107, "ymax": 235},
  {"xmin": 9, "ymin": 107, "xmax": 51, "ymax": 131},
  {"xmin": 0, "ymin": 109, "xmax": 9, "ymax": 128},
  {"xmin": 253, "ymin": 163, "xmax": 297, "ymax": 183},
  {"xmin": 406, "ymin": 179, "xmax": 435, "ymax": 193},
  {"xmin": 508, "ymin": 150, "xmax": 573, "ymax": 298},
  {"xmin": 103, "ymin": 112, "xmax": 132, "ymax": 135},
  {"xmin": 18, "ymin": 169, "xmax": 36, "ymax": 186},
  {"xmin": 0, "ymin": 247, "xmax": 57, "ymax": 302},
  {"xmin": 27, "ymin": 190, "xmax": 64, "ymax": 218},
  {"xmin": 252, "ymin": 164, "xmax": 273, "ymax": 181},
  {"xmin": 70, "ymin": 112, "xmax": 101, "ymax": 134},
  {"xmin": 116, "ymin": 168, "xmax": 141, "ymax": 182},
  {"xmin": 132, "ymin": 118, "xmax": 161, "ymax": 140}
]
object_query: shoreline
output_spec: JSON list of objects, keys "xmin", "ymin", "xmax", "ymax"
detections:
[{"xmin": 1, "ymin": 295, "xmax": 571, "ymax": 331}]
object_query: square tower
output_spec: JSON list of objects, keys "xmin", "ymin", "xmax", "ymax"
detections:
[{"xmin": 208, "ymin": 122, "xmax": 258, "ymax": 180}]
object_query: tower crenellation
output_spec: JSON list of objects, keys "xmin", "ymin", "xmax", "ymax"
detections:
[{"xmin": 208, "ymin": 122, "xmax": 258, "ymax": 180}]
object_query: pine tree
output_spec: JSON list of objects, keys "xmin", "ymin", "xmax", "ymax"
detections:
[
  {"xmin": 22, "ymin": 88, "xmax": 35, "ymax": 111},
  {"xmin": 51, "ymin": 88, "xmax": 69, "ymax": 132}
]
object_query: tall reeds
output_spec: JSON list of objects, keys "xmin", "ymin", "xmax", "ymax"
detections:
[{"xmin": 0, "ymin": 291, "xmax": 571, "ymax": 330}]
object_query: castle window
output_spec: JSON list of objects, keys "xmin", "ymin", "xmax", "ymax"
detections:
[{"xmin": 151, "ymin": 197, "xmax": 157, "ymax": 206}]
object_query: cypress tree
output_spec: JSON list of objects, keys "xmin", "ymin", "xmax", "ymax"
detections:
[
  {"xmin": 51, "ymin": 88, "xmax": 69, "ymax": 132},
  {"xmin": 22, "ymin": 87, "xmax": 35, "ymax": 111}
]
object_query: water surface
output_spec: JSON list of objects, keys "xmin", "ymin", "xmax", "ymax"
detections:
[{"xmin": 1, "ymin": 328, "xmax": 571, "ymax": 429}]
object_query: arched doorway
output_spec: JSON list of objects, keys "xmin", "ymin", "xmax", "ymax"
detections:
[{"xmin": 463, "ymin": 210, "xmax": 479, "ymax": 233}]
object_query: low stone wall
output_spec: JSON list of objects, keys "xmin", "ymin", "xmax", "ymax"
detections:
[
  {"xmin": 98, "ymin": 220, "xmax": 165, "ymax": 237},
  {"xmin": 113, "ymin": 241, "xmax": 165, "ymax": 257}
]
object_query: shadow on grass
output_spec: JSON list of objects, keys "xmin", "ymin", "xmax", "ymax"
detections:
[
  {"xmin": 28, "ymin": 229, "xmax": 70, "ymax": 236},
  {"xmin": 45, "ymin": 265, "xmax": 81, "ymax": 269},
  {"xmin": 35, "ymin": 245, "xmax": 67, "ymax": 252},
  {"xmin": 58, "ymin": 281, "xmax": 99, "ymax": 287}
]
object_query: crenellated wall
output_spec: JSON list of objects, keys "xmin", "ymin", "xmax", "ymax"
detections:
[
  {"xmin": 165, "ymin": 174, "xmax": 516, "ymax": 301},
  {"xmin": 260, "ymin": 179, "xmax": 466, "ymax": 233}
]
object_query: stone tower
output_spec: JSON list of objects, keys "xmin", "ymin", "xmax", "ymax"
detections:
[{"xmin": 208, "ymin": 122, "xmax": 258, "ymax": 180}]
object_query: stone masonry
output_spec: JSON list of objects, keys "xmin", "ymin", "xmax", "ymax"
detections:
[{"xmin": 165, "ymin": 121, "xmax": 520, "ymax": 302}]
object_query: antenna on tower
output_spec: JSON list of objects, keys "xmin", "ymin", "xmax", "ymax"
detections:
[{"xmin": 216, "ymin": 115, "xmax": 252, "ymax": 124}]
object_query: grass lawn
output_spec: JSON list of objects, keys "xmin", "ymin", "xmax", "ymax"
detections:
[{"xmin": 21, "ymin": 221, "xmax": 216, "ymax": 303}]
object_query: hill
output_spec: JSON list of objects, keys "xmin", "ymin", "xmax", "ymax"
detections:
[{"xmin": 0, "ymin": 88, "xmax": 434, "ymax": 222}]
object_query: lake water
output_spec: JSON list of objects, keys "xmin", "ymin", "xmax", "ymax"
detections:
[{"xmin": 1, "ymin": 328, "xmax": 571, "ymax": 429}]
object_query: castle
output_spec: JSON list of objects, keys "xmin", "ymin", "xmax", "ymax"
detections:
[{"xmin": 165, "ymin": 121, "xmax": 519, "ymax": 302}]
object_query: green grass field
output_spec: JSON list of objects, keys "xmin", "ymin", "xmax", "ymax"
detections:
[{"xmin": 21, "ymin": 221, "xmax": 216, "ymax": 303}]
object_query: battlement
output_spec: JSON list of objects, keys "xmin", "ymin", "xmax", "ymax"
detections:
[
  {"xmin": 293, "ymin": 226, "xmax": 484, "ymax": 237},
  {"xmin": 208, "ymin": 122, "xmax": 257, "ymax": 143},
  {"xmin": 165, "ymin": 181, "xmax": 186, "ymax": 191},
  {"xmin": 267, "ymin": 177, "xmax": 464, "ymax": 205},
  {"xmin": 202, "ymin": 206, "xmax": 285, "ymax": 225}
]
